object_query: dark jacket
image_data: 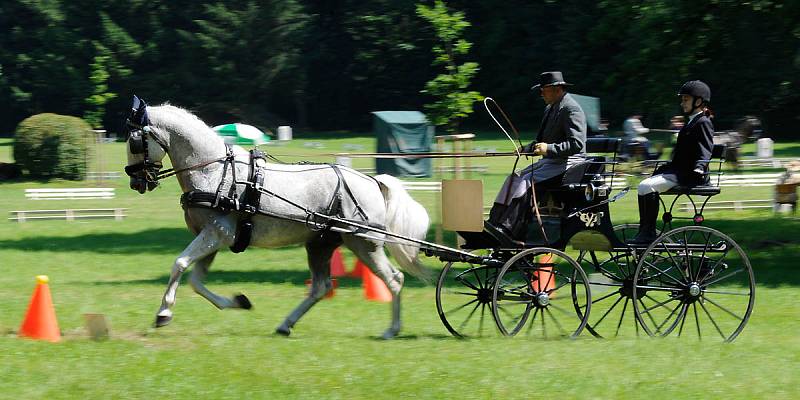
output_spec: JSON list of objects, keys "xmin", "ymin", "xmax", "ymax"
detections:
[
  {"xmin": 656, "ymin": 112, "xmax": 715, "ymax": 185},
  {"xmin": 534, "ymin": 93, "xmax": 587, "ymax": 159}
]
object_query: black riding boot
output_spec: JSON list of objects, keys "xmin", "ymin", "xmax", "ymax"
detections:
[{"xmin": 628, "ymin": 192, "xmax": 660, "ymax": 245}]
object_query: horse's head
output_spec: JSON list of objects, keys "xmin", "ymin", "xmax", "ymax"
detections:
[{"xmin": 124, "ymin": 95, "xmax": 169, "ymax": 194}]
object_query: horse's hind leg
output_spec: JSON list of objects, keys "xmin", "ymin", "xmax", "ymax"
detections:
[
  {"xmin": 344, "ymin": 236, "xmax": 404, "ymax": 339},
  {"xmin": 189, "ymin": 252, "xmax": 252, "ymax": 310},
  {"xmin": 155, "ymin": 223, "xmax": 228, "ymax": 327},
  {"xmin": 276, "ymin": 233, "xmax": 341, "ymax": 336}
]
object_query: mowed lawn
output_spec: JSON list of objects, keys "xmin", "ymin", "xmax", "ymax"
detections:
[{"xmin": 0, "ymin": 135, "xmax": 799, "ymax": 399}]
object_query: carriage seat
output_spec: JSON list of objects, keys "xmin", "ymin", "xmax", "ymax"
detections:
[
  {"xmin": 661, "ymin": 144, "xmax": 726, "ymax": 197},
  {"xmin": 558, "ymin": 137, "xmax": 621, "ymax": 188},
  {"xmin": 662, "ymin": 184, "xmax": 720, "ymax": 196}
]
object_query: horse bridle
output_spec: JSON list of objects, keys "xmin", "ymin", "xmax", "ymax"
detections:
[
  {"xmin": 122, "ymin": 94, "xmax": 170, "ymax": 190},
  {"xmin": 123, "ymin": 96, "xmax": 234, "ymax": 189}
]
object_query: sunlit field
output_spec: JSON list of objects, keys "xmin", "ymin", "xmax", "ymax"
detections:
[{"xmin": 1, "ymin": 136, "xmax": 798, "ymax": 399}]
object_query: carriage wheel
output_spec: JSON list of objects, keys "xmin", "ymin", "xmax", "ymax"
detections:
[
  {"xmin": 632, "ymin": 226, "xmax": 755, "ymax": 342},
  {"xmin": 436, "ymin": 261, "xmax": 502, "ymax": 338},
  {"xmin": 576, "ymin": 224, "xmax": 642, "ymax": 338},
  {"xmin": 491, "ymin": 248, "xmax": 591, "ymax": 338}
]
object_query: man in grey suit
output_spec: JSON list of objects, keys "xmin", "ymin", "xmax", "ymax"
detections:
[{"xmin": 486, "ymin": 71, "xmax": 587, "ymax": 241}]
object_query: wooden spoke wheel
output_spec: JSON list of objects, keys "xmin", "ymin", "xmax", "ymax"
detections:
[
  {"xmin": 632, "ymin": 226, "xmax": 755, "ymax": 342},
  {"xmin": 491, "ymin": 248, "xmax": 591, "ymax": 339},
  {"xmin": 436, "ymin": 261, "xmax": 502, "ymax": 338},
  {"xmin": 577, "ymin": 224, "xmax": 643, "ymax": 338}
]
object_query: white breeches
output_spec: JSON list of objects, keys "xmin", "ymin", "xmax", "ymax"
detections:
[{"xmin": 638, "ymin": 173, "xmax": 679, "ymax": 196}]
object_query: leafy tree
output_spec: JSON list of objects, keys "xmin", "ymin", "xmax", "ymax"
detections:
[
  {"xmin": 416, "ymin": 0, "xmax": 483, "ymax": 133},
  {"xmin": 83, "ymin": 49, "xmax": 116, "ymax": 129}
]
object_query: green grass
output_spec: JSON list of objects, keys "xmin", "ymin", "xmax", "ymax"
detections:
[{"xmin": 1, "ymin": 136, "xmax": 799, "ymax": 399}]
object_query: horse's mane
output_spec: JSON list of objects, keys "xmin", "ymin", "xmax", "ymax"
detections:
[{"xmin": 148, "ymin": 103, "xmax": 214, "ymax": 139}]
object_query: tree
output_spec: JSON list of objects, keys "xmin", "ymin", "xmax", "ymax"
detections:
[
  {"xmin": 83, "ymin": 48, "xmax": 116, "ymax": 129},
  {"xmin": 416, "ymin": 0, "xmax": 482, "ymax": 133}
]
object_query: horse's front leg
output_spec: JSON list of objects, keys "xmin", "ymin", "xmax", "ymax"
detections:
[
  {"xmin": 155, "ymin": 222, "xmax": 229, "ymax": 327},
  {"xmin": 189, "ymin": 252, "xmax": 252, "ymax": 310}
]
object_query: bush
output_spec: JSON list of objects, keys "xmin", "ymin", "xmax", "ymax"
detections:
[{"xmin": 13, "ymin": 113, "xmax": 92, "ymax": 180}]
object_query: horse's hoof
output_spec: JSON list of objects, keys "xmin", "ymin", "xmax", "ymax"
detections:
[
  {"xmin": 275, "ymin": 326, "xmax": 291, "ymax": 337},
  {"xmin": 381, "ymin": 329, "xmax": 399, "ymax": 340},
  {"xmin": 154, "ymin": 314, "xmax": 173, "ymax": 328},
  {"xmin": 234, "ymin": 294, "xmax": 252, "ymax": 310}
]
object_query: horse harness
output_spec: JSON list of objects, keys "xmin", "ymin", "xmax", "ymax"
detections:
[
  {"xmin": 179, "ymin": 149, "xmax": 376, "ymax": 253},
  {"xmin": 124, "ymin": 97, "xmax": 377, "ymax": 253}
]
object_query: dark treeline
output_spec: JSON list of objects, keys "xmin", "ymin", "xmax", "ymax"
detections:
[{"xmin": 1, "ymin": 0, "xmax": 797, "ymax": 137}]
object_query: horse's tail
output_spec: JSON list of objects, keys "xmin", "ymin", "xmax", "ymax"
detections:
[{"xmin": 374, "ymin": 174, "xmax": 431, "ymax": 282}]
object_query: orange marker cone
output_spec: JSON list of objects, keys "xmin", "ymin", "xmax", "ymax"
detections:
[
  {"xmin": 363, "ymin": 268, "xmax": 393, "ymax": 302},
  {"xmin": 532, "ymin": 253, "xmax": 556, "ymax": 295},
  {"xmin": 348, "ymin": 258, "xmax": 368, "ymax": 279},
  {"xmin": 19, "ymin": 275, "xmax": 60, "ymax": 342},
  {"xmin": 330, "ymin": 248, "xmax": 346, "ymax": 277}
]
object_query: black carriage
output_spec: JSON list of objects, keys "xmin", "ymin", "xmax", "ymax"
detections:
[{"xmin": 431, "ymin": 138, "xmax": 755, "ymax": 342}]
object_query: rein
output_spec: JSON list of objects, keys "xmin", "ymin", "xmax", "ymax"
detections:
[
  {"xmin": 125, "ymin": 119, "xmax": 234, "ymax": 184},
  {"xmin": 150, "ymin": 154, "xmax": 233, "ymax": 182}
]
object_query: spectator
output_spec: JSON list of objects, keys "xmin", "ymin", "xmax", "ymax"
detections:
[{"xmin": 623, "ymin": 115, "xmax": 659, "ymax": 160}]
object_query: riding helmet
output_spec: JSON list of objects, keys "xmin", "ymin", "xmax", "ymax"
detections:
[{"xmin": 677, "ymin": 80, "xmax": 711, "ymax": 103}]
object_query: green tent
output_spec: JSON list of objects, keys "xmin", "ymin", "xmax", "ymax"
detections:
[
  {"xmin": 373, "ymin": 111, "xmax": 434, "ymax": 177},
  {"xmin": 570, "ymin": 94, "xmax": 605, "ymax": 135}
]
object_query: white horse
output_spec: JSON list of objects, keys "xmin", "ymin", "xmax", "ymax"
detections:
[{"xmin": 123, "ymin": 98, "xmax": 430, "ymax": 339}]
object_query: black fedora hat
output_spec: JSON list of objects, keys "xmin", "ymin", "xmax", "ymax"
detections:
[{"xmin": 531, "ymin": 71, "xmax": 573, "ymax": 90}]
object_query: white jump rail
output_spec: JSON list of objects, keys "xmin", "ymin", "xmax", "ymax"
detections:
[
  {"xmin": 679, "ymin": 199, "xmax": 773, "ymax": 212},
  {"xmin": 436, "ymin": 165, "xmax": 489, "ymax": 174},
  {"xmin": 85, "ymin": 171, "xmax": 121, "ymax": 180},
  {"xmin": 737, "ymin": 158, "xmax": 800, "ymax": 168},
  {"xmin": 9, "ymin": 208, "xmax": 128, "ymax": 222},
  {"xmin": 717, "ymin": 173, "xmax": 782, "ymax": 187},
  {"xmin": 401, "ymin": 181, "xmax": 442, "ymax": 192},
  {"xmin": 25, "ymin": 187, "xmax": 116, "ymax": 200}
]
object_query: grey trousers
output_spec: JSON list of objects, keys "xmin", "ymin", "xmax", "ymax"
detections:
[{"xmin": 494, "ymin": 156, "xmax": 585, "ymax": 205}]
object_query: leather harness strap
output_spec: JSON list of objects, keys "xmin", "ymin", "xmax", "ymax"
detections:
[
  {"xmin": 329, "ymin": 164, "xmax": 369, "ymax": 222},
  {"xmin": 230, "ymin": 149, "xmax": 266, "ymax": 253},
  {"xmin": 182, "ymin": 152, "xmax": 373, "ymax": 254}
]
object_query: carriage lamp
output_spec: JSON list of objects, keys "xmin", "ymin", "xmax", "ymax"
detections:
[{"xmin": 584, "ymin": 176, "xmax": 610, "ymax": 202}]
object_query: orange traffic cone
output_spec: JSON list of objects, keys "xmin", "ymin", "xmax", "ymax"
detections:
[
  {"xmin": 532, "ymin": 253, "xmax": 556, "ymax": 294},
  {"xmin": 348, "ymin": 258, "xmax": 368, "ymax": 278},
  {"xmin": 19, "ymin": 275, "xmax": 60, "ymax": 342},
  {"xmin": 363, "ymin": 268, "xmax": 393, "ymax": 302},
  {"xmin": 330, "ymin": 248, "xmax": 346, "ymax": 277}
]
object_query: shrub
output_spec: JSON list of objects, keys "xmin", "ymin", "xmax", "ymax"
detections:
[{"xmin": 13, "ymin": 113, "xmax": 92, "ymax": 180}]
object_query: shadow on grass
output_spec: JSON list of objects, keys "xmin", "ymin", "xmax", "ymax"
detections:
[
  {"xmin": 0, "ymin": 228, "xmax": 193, "ymax": 254},
  {"xmin": 773, "ymin": 144, "xmax": 800, "ymax": 158},
  {"xmin": 92, "ymin": 269, "xmax": 430, "ymax": 288},
  {"xmin": 5, "ymin": 214, "xmax": 798, "ymax": 288}
]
